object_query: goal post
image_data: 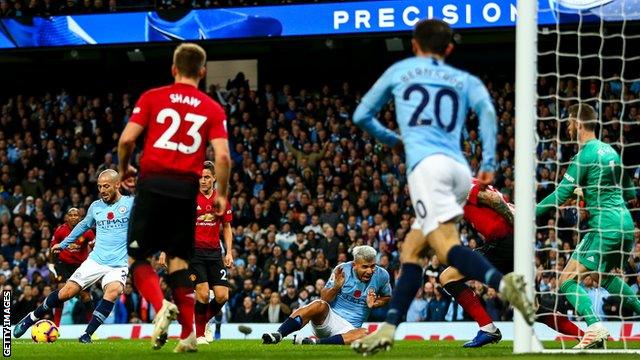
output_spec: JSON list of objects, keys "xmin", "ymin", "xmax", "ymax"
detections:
[{"xmin": 514, "ymin": 0, "xmax": 538, "ymax": 353}]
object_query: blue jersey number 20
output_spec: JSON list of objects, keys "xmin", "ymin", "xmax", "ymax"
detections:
[{"xmin": 403, "ymin": 84, "xmax": 459, "ymax": 132}]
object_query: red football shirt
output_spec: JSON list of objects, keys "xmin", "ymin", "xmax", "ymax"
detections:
[
  {"xmin": 195, "ymin": 190, "xmax": 232, "ymax": 250},
  {"xmin": 51, "ymin": 224, "xmax": 95, "ymax": 266},
  {"xmin": 129, "ymin": 83, "xmax": 227, "ymax": 180},
  {"xmin": 463, "ymin": 179, "xmax": 513, "ymax": 243}
]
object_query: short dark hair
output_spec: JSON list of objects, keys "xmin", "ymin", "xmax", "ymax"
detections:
[
  {"xmin": 173, "ymin": 43, "xmax": 206, "ymax": 79},
  {"xmin": 568, "ymin": 103, "xmax": 597, "ymax": 132},
  {"xmin": 203, "ymin": 160, "xmax": 214, "ymax": 172},
  {"xmin": 413, "ymin": 19, "xmax": 453, "ymax": 55}
]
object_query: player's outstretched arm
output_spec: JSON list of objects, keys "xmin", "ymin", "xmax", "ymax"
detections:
[
  {"xmin": 353, "ymin": 69, "xmax": 401, "ymax": 148},
  {"xmin": 536, "ymin": 157, "xmax": 583, "ymax": 217},
  {"xmin": 477, "ymin": 190, "xmax": 515, "ymax": 226}
]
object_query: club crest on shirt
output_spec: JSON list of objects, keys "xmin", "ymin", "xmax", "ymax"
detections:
[{"xmin": 118, "ymin": 206, "xmax": 127, "ymax": 214}]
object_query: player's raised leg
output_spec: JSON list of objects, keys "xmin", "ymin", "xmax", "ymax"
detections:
[
  {"xmin": 262, "ymin": 299, "xmax": 331, "ymax": 344},
  {"xmin": 79, "ymin": 278, "xmax": 125, "ymax": 343},
  {"xmin": 558, "ymin": 258, "xmax": 608, "ymax": 349},
  {"xmin": 13, "ymin": 281, "xmax": 82, "ymax": 338}
]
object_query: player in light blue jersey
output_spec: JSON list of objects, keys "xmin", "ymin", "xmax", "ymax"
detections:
[
  {"xmin": 13, "ymin": 170, "xmax": 132, "ymax": 343},
  {"xmin": 261, "ymin": 246, "xmax": 391, "ymax": 346},
  {"xmin": 351, "ymin": 19, "xmax": 534, "ymax": 356}
]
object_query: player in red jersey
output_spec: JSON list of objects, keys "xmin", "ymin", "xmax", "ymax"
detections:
[
  {"xmin": 50, "ymin": 207, "xmax": 95, "ymax": 326},
  {"xmin": 161, "ymin": 161, "xmax": 233, "ymax": 345},
  {"xmin": 118, "ymin": 43, "xmax": 231, "ymax": 353},
  {"xmin": 439, "ymin": 179, "xmax": 584, "ymax": 347}
]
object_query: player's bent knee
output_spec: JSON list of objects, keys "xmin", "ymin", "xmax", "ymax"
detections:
[
  {"xmin": 342, "ymin": 328, "xmax": 368, "ymax": 345},
  {"xmin": 400, "ymin": 230, "xmax": 425, "ymax": 263},
  {"xmin": 194, "ymin": 284, "xmax": 210, "ymax": 302},
  {"xmin": 103, "ymin": 283, "xmax": 123, "ymax": 301},
  {"xmin": 213, "ymin": 287, "xmax": 229, "ymax": 304},
  {"xmin": 59, "ymin": 283, "xmax": 80, "ymax": 300}
]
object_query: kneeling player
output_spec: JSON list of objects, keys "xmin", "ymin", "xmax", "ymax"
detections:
[
  {"xmin": 439, "ymin": 178, "xmax": 584, "ymax": 347},
  {"xmin": 14, "ymin": 170, "xmax": 131, "ymax": 343},
  {"xmin": 262, "ymin": 246, "xmax": 391, "ymax": 345}
]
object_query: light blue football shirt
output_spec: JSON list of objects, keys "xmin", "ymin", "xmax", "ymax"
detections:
[
  {"xmin": 325, "ymin": 262, "xmax": 392, "ymax": 328},
  {"xmin": 60, "ymin": 195, "xmax": 133, "ymax": 267},
  {"xmin": 354, "ymin": 56, "xmax": 497, "ymax": 173}
]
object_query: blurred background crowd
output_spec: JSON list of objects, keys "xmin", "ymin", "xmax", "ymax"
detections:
[{"xmin": 2, "ymin": 67, "xmax": 640, "ymax": 326}]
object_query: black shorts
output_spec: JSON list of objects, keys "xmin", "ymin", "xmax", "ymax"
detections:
[
  {"xmin": 54, "ymin": 261, "xmax": 80, "ymax": 283},
  {"xmin": 128, "ymin": 176, "xmax": 198, "ymax": 261},
  {"xmin": 475, "ymin": 234, "xmax": 514, "ymax": 275},
  {"xmin": 189, "ymin": 248, "xmax": 229, "ymax": 287}
]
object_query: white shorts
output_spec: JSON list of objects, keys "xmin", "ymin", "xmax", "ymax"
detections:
[
  {"xmin": 69, "ymin": 258, "xmax": 128, "ymax": 290},
  {"xmin": 409, "ymin": 154, "xmax": 472, "ymax": 236},
  {"xmin": 312, "ymin": 307, "xmax": 355, "ymax": 338}
]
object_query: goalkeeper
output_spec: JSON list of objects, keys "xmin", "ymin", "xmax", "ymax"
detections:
[{"xmin": 536, "ymin": 103, "xmax": 640, "ymax": 349}]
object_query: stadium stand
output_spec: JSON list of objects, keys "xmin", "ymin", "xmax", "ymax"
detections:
[{"xmin": 2, "ymin": 73, "xmax": 639, "ymax": 326}]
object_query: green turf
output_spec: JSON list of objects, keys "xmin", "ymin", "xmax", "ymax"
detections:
[{"xmin": 9, "ymin": 339, "xmax": 640, "ymax": 359}]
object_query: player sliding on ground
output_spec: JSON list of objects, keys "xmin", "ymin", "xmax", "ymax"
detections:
[
  {"xmin": 118, "ymin": 43, "xmax": 230, "ymax": 352},
  {"xmin": 350, "ymin": 18, "xmax": 535, "ymax": 356},
  {"xmin": 261, "ymin": 246, "xmax": 391, "ymax": 346},
  {"xmin": 439, "ymin": 178, "xmax": 584, "ymax": 348},
  {"xmin": 536, "ymin": 103, "xmax": 640, "ymax": 349},
  {"xmin": 14, "ymin": 170, "xmax": 132, "ymax": 343}
]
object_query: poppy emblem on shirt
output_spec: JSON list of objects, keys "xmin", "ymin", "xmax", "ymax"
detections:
[
  {"xmin": 353, "ymin": 290, "xmax": 362, "ymax": 298},
  {"xmin": 107, "ymin": 212, "xmax": 115, "ymax": 220},
  {"xmin": 205, "ymin": 205, "xmax": 212, "ymax": 212}
]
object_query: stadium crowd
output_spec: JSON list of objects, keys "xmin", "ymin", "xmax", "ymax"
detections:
[{"xmin": 2, "ymin": 71, "xmax": 640, "ymax": 327}]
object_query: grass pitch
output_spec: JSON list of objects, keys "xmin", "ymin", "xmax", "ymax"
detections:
[{"xmin": 10, "ymin": 339, "xmax": 640, "ymax": 359}]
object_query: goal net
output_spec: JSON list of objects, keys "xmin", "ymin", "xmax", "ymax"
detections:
[{"xmin": 515, "ymin": 0, "xmax": 640, "ymax": 353}]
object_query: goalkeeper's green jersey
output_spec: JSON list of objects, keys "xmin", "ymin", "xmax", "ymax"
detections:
[{"xmin": 536, "ymin": 138, "xmax": 635, "ymax": 235}]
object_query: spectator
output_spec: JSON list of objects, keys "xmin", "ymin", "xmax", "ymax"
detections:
[
  {"xmin": 425, "ymin": 285, "xmax": 449, "ymax": 321},
  {"xmin": 406, "ymin": 284, "xmax": 430, "ymax": 322},
  {"xmin": 233, "ymin": 297, "xmax": 261, "ymax": 323},
  {"xmin": 483, "ymin": 287, "xmax": 505, "ymax": 321},
  {"xmin": 261, "ymin": 292, "xmax": 290, "ymax": 323}
]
